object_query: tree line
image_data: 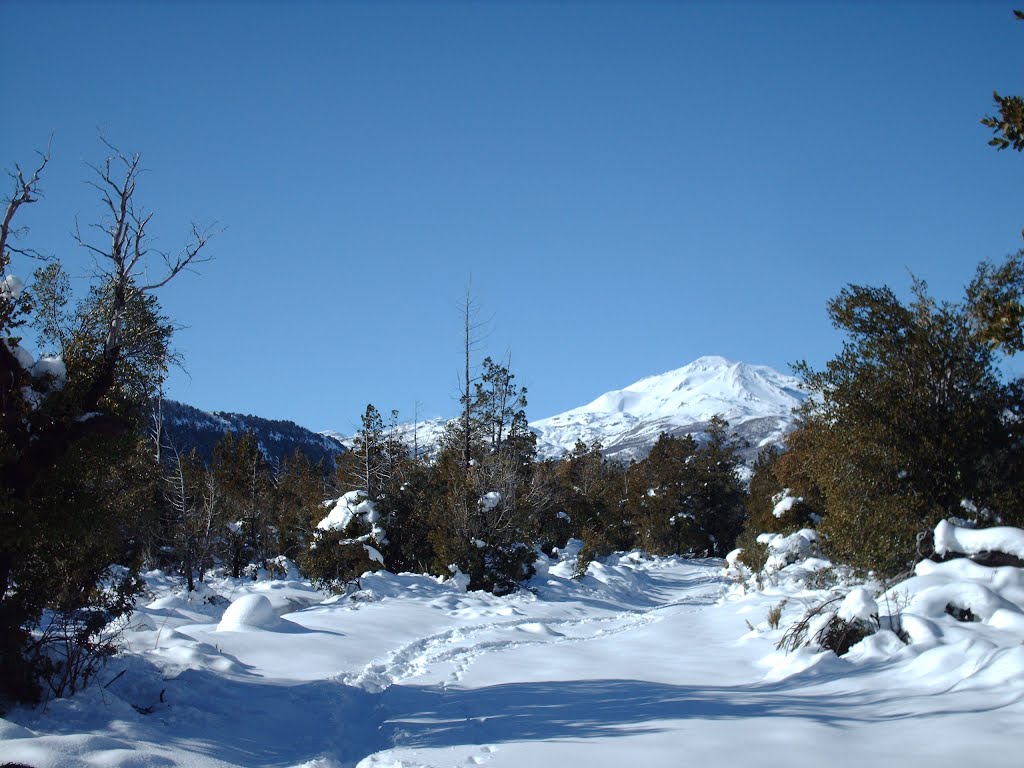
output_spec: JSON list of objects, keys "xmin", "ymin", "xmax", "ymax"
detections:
[{"xmin": 151, "ymin": 364, "xmax": 749, "ymax": 598}]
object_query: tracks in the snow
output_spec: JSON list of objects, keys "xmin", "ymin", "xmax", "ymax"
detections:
[{"xmin": 340, "ymin": 579, "xmax": 724, "ymax": 694}]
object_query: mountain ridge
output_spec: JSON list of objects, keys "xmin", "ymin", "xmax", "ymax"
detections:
[{"xmin": 158, "ymin": 399, "xmax": 347, "ymax": 469}]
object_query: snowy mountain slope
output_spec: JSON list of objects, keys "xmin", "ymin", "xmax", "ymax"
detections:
[
  {"xmin": 325, "ymin": 357, "xmax": 804, "ymax": 465},
  {"xmin": 532, "ymin": 356, "xmax": 806, "ymax": 462},
  {"xmin": 322, "ymin": 416, "xmax": 451, "ymax": 460}
]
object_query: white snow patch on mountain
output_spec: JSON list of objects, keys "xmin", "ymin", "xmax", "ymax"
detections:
[{"xmin": 532, "ymin": 355, "xmax": 806, "ymax": 461}]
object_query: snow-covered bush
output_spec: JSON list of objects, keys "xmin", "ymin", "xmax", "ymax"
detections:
[
  {"xmin": 778, "ymin": 588, "xmax": 881, "ymax": 656},
  {"xmin": 770, "ymin": 521, "xmax": 1024, "ymax": 665},
  {"xmin": 299, "ymin": 491, "xmax": 387, "ymax": 593}
]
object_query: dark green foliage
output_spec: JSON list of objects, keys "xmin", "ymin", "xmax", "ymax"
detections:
[
  {"xmin": 550, "ymin": 443, "xmax": 634, "ymax": 576},
  {"xmin": 374, "ymin": 458, "xmax": 435, "ymax": 574},
  {"xmin": 967, "ymin": 251, "xmax": 1024, "ymax": 353},
  {"xmin": 981, "ymin": 11, "xmax": 1024, "ymax": 152},
  {"xmin": 422, "ymin": 358, "xmax": 553, "ymax": 593},
  {"xmin": 734, "ymin": 446, "xmax": 782, "ymax": 573},
  {"xmin": 1, "ymin": 143, "xmax": 208, "ymax": 707},
  {"xmin": 211, "ymin": 431, "xmax": 274, "ymax": 578},
  {"xmin": 2, "ymin": 430, "xmax": 154, "ymax": 705},
  {"xmin": 629, "ymin": 419, "xmax": 746, "ymax": 558},
  {"xmin": 735, "ymin": 434, "xmax": 826, "ymax": 572},
  {"xmin": 272, "ymin": 449, "xmax": 329, "ymax": 561},
  {"xmin": 298, "ymin": 530, "xmax": 382, "ymax": 593},
  {"xmin": 983, "ymin": 91, "xmax": 1024, "ymax": 152},
  {"xmin": 792, "ymin": 272, "xmax": 1024, "ymax": 576}
]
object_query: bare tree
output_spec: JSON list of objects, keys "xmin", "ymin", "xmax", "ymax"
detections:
[
  {"xmin": 1, "ymin": 142, "xmax": 214, "ymax": 501},
  {"xmin": 75, "ymin": 141, "xmax": 212, "ymax": 384},
  {"xmin": 0, "ymin": 142, "xmax": 50, "ymax": 267},
  {"xmin": 458, "ymin": 286, "xmax": 489, "ymax": 470}
]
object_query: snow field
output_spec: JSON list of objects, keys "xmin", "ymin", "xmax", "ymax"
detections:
[{"xmin": 2, "ymin": 527, "xmax": 1023, "ymax": 767}]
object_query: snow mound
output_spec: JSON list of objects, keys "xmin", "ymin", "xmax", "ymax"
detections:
[
  {"xmin": 837, "ymin": 587, "xmax": 878, "ymax": 623},
  {"xmin": 751, "ymin": 521, "xmax": 1024, "ymax": 682},
  {"xmin": 217, "ymin": 594, "xmax": 283, "ymax": 631},
  {"xmin": 885, "ymin": 555, "xmax": 1024, "ymax": 643}
]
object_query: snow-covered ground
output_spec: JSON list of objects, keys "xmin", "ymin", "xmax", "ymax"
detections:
[{"xmin": 2, "ymin": 537, "xmax": 1023, "ymax": 768}]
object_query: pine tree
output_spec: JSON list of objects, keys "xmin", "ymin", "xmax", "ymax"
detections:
[
  {"xmin": 212, "ymin": 431, "xmax": 273, "ymax": 578},
  {"xmin": 273, "ymin": 449, "xmax": 329, "ymax": 562}
]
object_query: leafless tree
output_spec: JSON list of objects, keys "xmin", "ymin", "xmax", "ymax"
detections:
[
  {"xmin": 0, "ymin": 141, "xmax": 51, "ymax": 269},
  {"xmin": 1, "ymin": 140, "xmax": 214, "ymax": 507},
  {"xmin": 75, "ymin": 140, "xmax": 213, "ymax": 370},
  {"xmin": 458, "ymin": 286, "xmax": 488, "ymax": 470}
]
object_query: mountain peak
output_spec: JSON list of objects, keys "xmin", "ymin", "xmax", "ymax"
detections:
[{"xmin": 532, "ymin": 357, "xmax": 805, "ymax": 462}]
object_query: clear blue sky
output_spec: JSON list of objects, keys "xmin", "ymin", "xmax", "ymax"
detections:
[{"xmin": 3, "ymin": 1, "xmax": 1022, "ymax": 432}]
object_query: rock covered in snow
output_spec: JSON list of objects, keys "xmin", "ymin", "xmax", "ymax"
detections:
[
  {"xmin": 479, "ymin": 491, "xmax": 502, "ymax": 512},
  {"xmin": 771, "ymin": 489, "xmax": 802, "ymax": 519},
  {"xmin": 317, "ymin": 490, "xmax": 387, "ymax": 545},
  {"xmin": 318, "ymin": 490, "xmax": 376, "ymax": 532}
]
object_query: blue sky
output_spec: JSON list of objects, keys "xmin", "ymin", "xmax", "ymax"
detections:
[{"xmin": 3, "ymin": 1, "xmax": 1022, "ymax": 432}]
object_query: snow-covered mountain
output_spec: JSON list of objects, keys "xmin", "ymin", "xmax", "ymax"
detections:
[
  {"xmin": 325, "ymin": 357, "xmax": 805, "ymax": 465},
  {"xmin": 322, "ymin": 417, "xmax": 451, "ymax": 460},
  {"xmin": 531, "ymin": 356, "xmax": 806, "ymax": 462}
]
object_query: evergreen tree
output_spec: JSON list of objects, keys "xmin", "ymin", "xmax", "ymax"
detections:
[
  {"xmin": 551, "ymin": 441, "xmax": 632, "ymax": 561},
  {"xmin": 981, "ymin": 11, "xmax": 1024, "ymax": 153},
  {"xmin": 629, "ymin": 433, "xmax": 700, "ymax": 556},
  {"xmin": 629, "ymin": 420, "xmax": 746, "ymax": 558},
  {"xmin": 794, "ymin": 275, "xmax": 1024, "ymax": 575},
  {"xmin": 212, "ymin": 431, "xmax": 273, "ymax": 578},
  {"xmin": 0, "ymin": 143, "xmax": 210, "ymax": 705},
  {"xmin": 273, "ymin": 449, "xmax": 329, "ymax": 562}
]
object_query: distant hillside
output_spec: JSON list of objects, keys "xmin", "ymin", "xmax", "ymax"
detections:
[{"xmin": 157, "ymin": 399, "xmax": 346, "ymax": 469}]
